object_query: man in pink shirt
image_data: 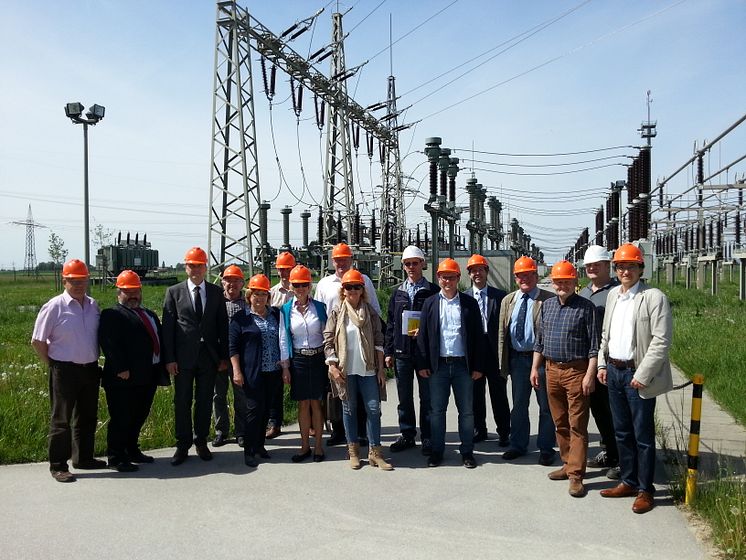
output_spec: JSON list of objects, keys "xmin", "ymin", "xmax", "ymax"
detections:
[{"xmin": 32, "ymin": 259, "xmax": 103, "ymax": 482}]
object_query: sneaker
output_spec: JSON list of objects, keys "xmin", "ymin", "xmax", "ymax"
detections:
[
  {"xmin": 390, "ymin": 436, "xmax": 416, "ymax": 453},
  {"xmin": 588, "ymin": 450, "xmax": 618, "ymax": 469},
  {"xmin": 606, "ymin": 466, "xmax": 621, "ymax": 480}
]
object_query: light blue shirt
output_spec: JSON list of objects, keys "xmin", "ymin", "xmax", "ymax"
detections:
[
  {"xmin": 510, "ymin": 286, "xmax": 539, "ymax": 352},
  {"xmin": 438, "ymin": 292, "xmax": 464, "ymax": 357}
]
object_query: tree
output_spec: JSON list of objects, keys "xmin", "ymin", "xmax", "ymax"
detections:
[
  {"xmin": 48, "ymin": 232, "xmax": 68, "ymax": 290},
  {"xmin": 93, "ymin": 223, "xmax": 114, "ymax": 284}
]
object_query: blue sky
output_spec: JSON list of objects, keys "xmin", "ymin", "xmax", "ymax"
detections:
[{"xmin": 1, "ymin": 0, "xmax": 744, "ymax": 268}]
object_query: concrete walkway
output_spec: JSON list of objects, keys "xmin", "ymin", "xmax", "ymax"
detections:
[{"xmin": 0, "ymin": 378, "xmax": 718, "ymax": 560}]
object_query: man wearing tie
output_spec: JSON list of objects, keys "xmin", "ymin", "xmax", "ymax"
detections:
[
  {"xmin": 162, "ymin": 247, "xmax": 229, "ymax": 466},
  {"xmin": 464, "ymin": 254, "xmax": 509, "ymax": 446},
  {"xmin": 498, "ymin": 256, "xmax": 556, "ymax": 465}
]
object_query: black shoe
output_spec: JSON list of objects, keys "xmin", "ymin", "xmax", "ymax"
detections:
[
  {"xmin": 195, "ymin": 445, "xmax": 213, "ymax": 461},
  {"xmin": 427, "ymin": 452, "xmax": 443, "ymax": 467},
  {"xmin": 212, "ymin": 433, "xmax": 227, "ymax": 447},
  {"xmin": 237, "ymin": 436, "xmax": 245, "ymax": 448},
  {"xmin": 498, "ymin": 436, "xmax": 510, "ymax": 448},
  {"xmin": 244, "ymin": 454, "xmax": 258, "ymax": 467},
  {"xmin": 114, "ymin": 461, "xmax": 139, "ymax": 473},
  {"xmin": 462, "ymin": 453, "xmax": 478, "ymax": 469},
  {"xmin": 291, "ymin": 449, "xmax": 312, "ymax": 463},
  {"xmin": 313, "ymin": 452, "xmax": 325, "ymax": 463},
  {"xmin": 171, "ymin": 449, "xmax": 188, "ymax": 466},
  {"xmin": 606, "ymin": 466, "xmax": 621, "ymax": 480},
  {"xmin": 502, "ymin": 449, "xmax": 523, "ymax": 460},
  {"xmin": 128, "ymin": 451, "xmax": 155, "ymax": 464},
  {"xmin": 421, "ymin": 439, "xmax": 433, "ymax": 456},
  {"xmin": 258, "ymin": 448, "xmax": 271, "ymax": 459},
  {"xmin": 72, "ymin": 459, "xmax": 107, "ymax": 470},
  {"xmin": 473, "ymin": 430, "xmax": 488, "ymax": 443},
  {"xmin": 326, "ymin": 432, "xmax": 346, "ymax": 447},
  {"xmin": 538, "ymin": 451, "xmax": 557, "ymax": 466},
  {"xmin": 390, "ymin": 436, "xmax": 416, "ymax": 453}
]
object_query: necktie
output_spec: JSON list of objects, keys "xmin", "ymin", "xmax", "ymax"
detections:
[
  {"xmin": 514, "ymin": 293, "xmax": 529, "ymax": 343},
  {"xmin": 477, "ymin": 290, "xmax": 488, "ymax": 333},
  {"xmin": 134, "ymin": 308, "xmax": 160, "ymax": 356},
  {"xmin": 193, "ymin": 286, "xmax": 203, "ymax": 321}
]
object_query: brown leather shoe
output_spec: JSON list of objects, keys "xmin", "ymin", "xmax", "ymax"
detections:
[
  {"xmin": 265, "ymin": 426, "xmax": 281, "ymax": 440},
  {"xmin": 547, "ymin": 468, "xmax": 569, "ymax": 481},
  {"xmin": 569, "ymin": 479, "xmax": 587, "ymax": 498},
  {"xmin": 51, "ymin": 470, "xmax": 76, "ymax": 483},
  {"xmin": 632, "ymin": 491, "xmax": 655, "ymax": 514},
  {"xmin": 600, "ymin": 482, "xmax": 637, "ymax": 498}
]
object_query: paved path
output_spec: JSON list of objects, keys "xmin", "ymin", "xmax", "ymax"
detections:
[{"xmin": 0, "ymin": 378, "xmax": 716, "ymax": 560}]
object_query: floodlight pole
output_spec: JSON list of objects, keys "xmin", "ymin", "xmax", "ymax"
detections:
[{"xmin": 83, "ymin": 122, "xmax": 90, "ymax": 269}]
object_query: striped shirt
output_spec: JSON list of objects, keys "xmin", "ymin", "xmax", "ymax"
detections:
[{"xmin": 534, "ymin": 294, "xmax": 599, "ymax": 363}]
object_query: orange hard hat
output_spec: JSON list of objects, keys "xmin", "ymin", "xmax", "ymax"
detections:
[
  {"xmin": 222, "ymin": 265, "xmax": 244, "ymax": 280},
  {"xmin": 116, "ymin": 269, "xmax": 142, "ymax": 289},
  {"xmin": 289, "ymin": 265, "xmax": 312, "ymax": 284},
  {"xmin": 61, "ymin": 259, "xmax": 89, "ymax": 279},
  {"xmin": 248, "ymin": 273, "xmax": 271, "ymax": 292},
  {"xmin": 332, "ymin": 243, "xmax": 353, "ymax": 259},
  {"xmin": 550, "ymin": 260, "xmax": 577, "ymax": 280},
  {"xmin": 513, "ymin": 256, "xmax": 537, "ymax": 274},
  {"xmin": 275, "ymin": 251, "xmax": 296, "ymax": 269},
  {"xmin": 466, "ymin": 254, "xmax": 489, "ymax": 271},
  {"xmin": 612, "ymin": 243, "xmax": 644, "ymax": 264},
  {"xmin": 437, "ymin": 258, "xmax": 461, "ymax": 276},
  {"xmin": 184, "ymin": 246, "xmax": 208, "ymax": 265},
  {"xmin": 341, "ymin": 269, "xmax": 365, "ymax": 286}
]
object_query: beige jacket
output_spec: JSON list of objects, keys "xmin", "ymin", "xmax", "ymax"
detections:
[
  {"xmin": 598, "ymin": 282, "xmax": 673, "ymax": 399},
  {"xmin": 497, "ymin": 288, "xmax": 554, "ymax": 378}
]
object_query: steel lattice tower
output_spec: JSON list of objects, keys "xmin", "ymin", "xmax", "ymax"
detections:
[
  {"xmin": 207, "ymin": 1, "xmax": 265, "ymax": 278},
  {"xmin": 12, "ymin": 205, "xmax": 46, "ymax": 276}
]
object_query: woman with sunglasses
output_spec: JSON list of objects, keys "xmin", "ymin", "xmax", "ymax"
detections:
[
  {"xmin": 229, "ymin": 273, "xmax": 282, "ymax": 467},
  {"xmin": 279, "ymin": 265, "xmax": 328, "ymax": 462},
  {"xmin": 323, "ymin": 269, "xmax": 392, "ymax": 471}
]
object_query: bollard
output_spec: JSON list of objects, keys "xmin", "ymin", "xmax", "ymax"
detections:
[{"xmin": 685, "ymin": 374, "xmax": 705, "ymax": 505}]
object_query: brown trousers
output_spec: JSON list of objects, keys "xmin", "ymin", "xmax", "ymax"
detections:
[{"xmin": 545, "ymin": 359, "xmax": 590, "ymax": 480}]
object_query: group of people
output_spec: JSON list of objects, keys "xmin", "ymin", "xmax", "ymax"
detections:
[{"xmin": 32, "ymin": 240, "xmax": 672, "ymax": 514}]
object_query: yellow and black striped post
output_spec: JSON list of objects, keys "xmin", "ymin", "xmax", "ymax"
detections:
[{"xmin": 685, "ymin": 374, "xmax": 705, "ymax": 505}]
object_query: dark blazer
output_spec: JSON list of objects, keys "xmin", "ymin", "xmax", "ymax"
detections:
[
  {"xmin": 415, "ymin": 291, "xmax": 488, "ymax": 376},
  {"xmin": 162, "ymin": 281, "xmax": 229, "ymax": 369},
  {"xmin": 99, "ymin": 303, "xmax": 165, "ymax": 387},
  {"xmin": 461, "ymin": 285, "xmax": 507, "ymax": 377}
]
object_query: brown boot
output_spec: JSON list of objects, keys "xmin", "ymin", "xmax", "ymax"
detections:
[
  {"xmin": 368, "ymin": 446, "xmax": 393, "ymax": 471},
  {"xmin": 348, "ymin": 444, "xmax": 362, "ymax": 470}
]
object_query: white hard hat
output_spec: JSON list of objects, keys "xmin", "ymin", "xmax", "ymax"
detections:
[
  {"xmin": 401, "ymin": 245, "xmax": 425, "ymax": 262},
  {"xmin": 583, "ymin": 245, "xmax": 611, "ymax": 264}
]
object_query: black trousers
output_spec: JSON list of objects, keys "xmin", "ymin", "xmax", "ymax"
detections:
[
  {"xmin": 174, "ymin": 350, "xmax": 217, "ymax": 450},
  {"xmin": 473, "ymin": 371, "xmax": 511, "ymax": 440},
  {"xmin": 589, "ymin": 380, "xmax": 618, "ymax": 461},
  {"xmin": 241, "ymin": 371, "xmax": 283, "ymax": 456},
  {"xmin": 48, "ymin": 360, "xmax": 101, "ymax": 471},
  {"xmin": 104, "ymin": 382, "xmax": 156, "ymax": 463},
  {"xmin": 266, "ymin": 379, "xmax": 284, "ymax": 428}
]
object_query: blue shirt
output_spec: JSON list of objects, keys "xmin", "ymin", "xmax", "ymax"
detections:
[
  {"xmin": 405, "ymin": 277, "xmax": 428, "ymax": 306},
  {"xmin": 438, "ymin": 292, "xmax": 464, "ymax": 357},
  {"xmin": 251, "ymin": 310, "xmax": 281, "ymax": 372},
  {"xmin": 510, "ymin": 287, "xmax": 539, "ymax": 352},
  {"xmin": 534, "ymin": 294, "xmax": 599, "ymax": 362}
]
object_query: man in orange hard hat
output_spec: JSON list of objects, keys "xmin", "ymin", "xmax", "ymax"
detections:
[
  {"xmin": 463, "ymin": 254, "xmax": 510, "ymax": 447},
  {"xmin": 531, "ymin": 260, "xmax": 599, "ymax": 498},
  {"xmin": 212, "ymin": 264, "xmax": 248, "ymax": 448},
  {"xmin": 162, "ymin": 247, "xmax": 229, "ymax": 466},
  {"xmin": 598, "ymin": 243, "xmax": 673, "ymax": 514},
  {"xmin": 315, "ymin": 242, "xmax": 380, "ymax": 447},
  {"xmin": 498, "ymin": 256, "xmax": 557, "ymax": 465},
  {"xmin": 416, "ymin": 258, "xmax": 487, "ymax": 468},
  {"xmin": 266, "ymin": 251, "xmax": 297, "ymax": 440},
  {"xmin": 32, "ymin": 259, "xmax": 104, "ymax": 482},
  {"xmin": 99, "ymin": 270, "xmax": 166, "ymax": 473}
]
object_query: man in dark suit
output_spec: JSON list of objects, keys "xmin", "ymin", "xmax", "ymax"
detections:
[
  {"xmin": 463, "ymin": 254, "xmax": 510, "ymax": 446},
  {"xmin": 99, "ymin": 270, "xmax": 165, "ymax": 472},
  {"xmin": 416, "ymin": 258, "xmax": 486, "ymax": 469},
  {"xmin": 162, "ymin": 247, "xmax": 229, "ymax": 466}
]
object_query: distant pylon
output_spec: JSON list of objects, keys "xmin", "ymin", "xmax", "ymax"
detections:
[{"xmin": 12, "ymin": 205, "xmax": 47, "ymax": 276}]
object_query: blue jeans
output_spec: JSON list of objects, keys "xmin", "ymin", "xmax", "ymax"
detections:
[
  {"xmin": 607, "ymin": 363, "xmax": 657, "ymax": 494},
  {"xmin": 429, "ymin": 358, "xmax": 474, "ymax": 455},
  {"xmin": 342, "ymin": 374, "xmax": 381, "ymax": 446},
  {"xmin": 508, "ymin": 352, "xmax": 555, "ymax": 454},
  {"xmin": 395, "ymin": 356, "xmax": 431, "ymax": 441}
]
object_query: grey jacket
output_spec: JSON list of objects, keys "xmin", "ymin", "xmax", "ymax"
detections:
[{"xmin": 598, "ymin": 282, "xmax": 673, "ymax": 399}]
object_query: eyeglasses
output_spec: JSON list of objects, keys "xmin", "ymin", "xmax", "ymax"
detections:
[
  {"xmin": 439, "ymin": 275, "xmax": 458, "ymax": 282},
  {"xmin": 344, "ymin": 284, "xmax": 364, "ymax": 291},
  {"xmin": 615, "ymin": 264, "xmax": 639, "ymax": 272},
  {"xmin": 292, "ymin": 283, "xmax": 310, "ymax": 289}
]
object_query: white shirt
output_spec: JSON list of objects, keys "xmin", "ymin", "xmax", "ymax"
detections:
[
  {"xmin": 186, "ymin": 278, "xmax": 207, "ymax": 312},
  {"xmin": 344, "ymin": 317, "xmax": 375, "ymax": 377},
  {"xmin": 608, "ymin": 281, "xmax": 642, "ymax": 361},
  {"xmin": 473, "ymin": 286, "xmax": 488, "ymax": 333},
  {"xmin": 270, "ymin": 282, "xmax": 294, "ymax": 308},
  {"xmin": 314, "ymin": 273, "xmax": 381, "ymax": 315},
  {"xmin": 279, "ymin": 300, "xmax": 324, "ymax": 361},
  {"xmin": 438, "ymin": 292, "xmax": 464, "ymax": 357}
]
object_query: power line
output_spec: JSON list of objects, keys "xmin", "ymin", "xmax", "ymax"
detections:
[
  {"xmin": 472, "ymin": 163, "xmax": 622, "ymax": 176},
  {"xmin": 452, "ymin": 145, "xmax": 636, "ymax": 157},
  {"xmin": 464, "ymin": 154, "xmax": 629, "ymax": 168}
]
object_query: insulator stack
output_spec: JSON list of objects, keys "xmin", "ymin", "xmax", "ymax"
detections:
[
  {"xmin": 280, "ymin": 206, "xmax": 292, "ymax": 247},
  {"xmin": 438, "ymin": 149, "xmax": 450, "ymax": 198},
  {"xmin": 259, "ymin": 202, "xmax": 271, "ymax": 252},
  {"xmin": 354, "ymin": 210, "xmax": 361, "ymax": 246},
  {"xmin": 317, "ymin": 208, "xmax": 324, "ymax": 247},
  {"xmin": 301, "ymin": 210, "xmax": 311, "ymax": 248},
  {"xmin": 697, "ymin": 153, "xmax": 704, "ymax": 206},
  {"xmin": 708, "ymin": 220, "xmax": 714, "ymax": 248},
  {"xmin": 429, "ymin": 159, "xmax": 438, "ymax": 199},
  {"xmin": 370, "ymin": 215, "xmax": 377, "ymax": 242},
  {"xmin": 336, "ymin": 213, "xmax": 343, "ymax": 242},
  {"xmin": 735, "ymin": 212, "xmax": 741, "ymax": 244},
  {"xmin": 716, "ymin": 217, "xmax": 722, "ymax": 248},
  {"xmin": 595, "ymin": 208, "xmax": 604, "ymax": 245},
  {"xmin": 640, "ymin": 148, "xmax": 651, "ymax": 239}
]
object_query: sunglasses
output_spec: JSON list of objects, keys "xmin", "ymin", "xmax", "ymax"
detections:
[
  {"xmin": 344, "ymin": 284, "xmax": 364, "ymax": 291},
  {"xmin": 403, "ymin": 261, "xmax": 421, "ymax": 267},
  {"xmin": 292, "ymin": 283, "xmax": 310, "ymax": 289}
]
